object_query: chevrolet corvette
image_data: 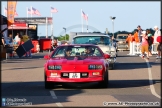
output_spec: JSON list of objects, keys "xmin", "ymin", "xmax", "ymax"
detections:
[{"xmin": 44, "ymin": 44, "xmax": 110, "ymax": 89}]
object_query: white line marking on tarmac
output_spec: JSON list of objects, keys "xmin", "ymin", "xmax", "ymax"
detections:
[
  {"xmin": 56, "ymin": 103, "xmax": 63, "ymax": 107},
  {"xmin": 50, "ymin": 90, "xmax": 63, "ymax": 107},
  {"xmin": 50, "ymin": 90, "xmax": 57, "ymax": 99},
  {"xmin": 144, "ymin": 58, "xmax": 161, "ymax": 99}
]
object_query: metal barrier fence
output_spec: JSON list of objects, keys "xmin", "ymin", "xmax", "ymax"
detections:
[{"xmin": 128, "ymin": 42, "xmax": 158, "ymax": 55}]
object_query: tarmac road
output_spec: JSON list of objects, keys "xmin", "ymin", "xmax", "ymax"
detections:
[{"xmin": 1, "ymin": 51, "xmax": 161, "ymax": 107}]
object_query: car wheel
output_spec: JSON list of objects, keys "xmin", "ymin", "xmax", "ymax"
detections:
[
  {"xmin": 98, "ymin": 69, "xmax": 108, "ymax": 88},
  {"xmin": 108, "ymin": 64, "xmax": 114, "ymax": 70},
  {"xmin": 45, "ymin": 74, "xmax": 55, "ymax": 89}
]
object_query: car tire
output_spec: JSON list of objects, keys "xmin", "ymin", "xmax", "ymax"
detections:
[
  {"xmin": 45, "ymin": 74, "xmax": 54, "ymax": 89},
  {"xmin": 98, "ymin": 69, "xmax": 108, "ymax": 88},
  {"xmin": 108, "ymin": 64, "xmax": 114, "ymax": 70}
]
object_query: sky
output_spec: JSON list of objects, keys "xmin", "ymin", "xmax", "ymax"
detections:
[{"xmin": 1, "ymin": 1, "xmax": 161, "ymax": 37}]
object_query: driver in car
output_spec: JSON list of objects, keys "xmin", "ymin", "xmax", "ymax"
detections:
[
  {"xmin": 98, "ymin": 37, "xmax": 104, "ymax": 44},
  {"xmin": 84, "ymin": 47, "xmax": 96, "ymax": 56},
  {"xmin": 65, "ymin": 47, "xmax": 72, "ymax": 57}
]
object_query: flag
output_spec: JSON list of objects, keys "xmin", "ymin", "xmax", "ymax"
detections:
[
  {"xmin": 7, "ymin": 1, "xmax": 17, "ymax": 26},
  {"xmin": 31, "ymin": 7, "xmax": 41, "ymax": 16},
  {"xmin": 27, "ymin": 8, "xmax": 32, "ymax": 14},
  {"xmin": 5, "ymin": 7, "xmax": 18, "ymax": 17},
  {"xmin": 82, "ymin": 11, "xmax": 88, "ymax": 21},
  {"xmin": 51, "ymin": 7, "xmax": 58, "ymax": 13}
]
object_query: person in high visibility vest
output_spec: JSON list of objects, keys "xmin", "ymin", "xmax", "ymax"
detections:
[{"xmin": 126, "ymin": 33, "xmax": 134, "ymax": 48}]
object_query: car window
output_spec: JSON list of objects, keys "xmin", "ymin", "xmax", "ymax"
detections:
[
  {"xmin": 74, "ymin": 36, "xmax": 110, "ymax": 45},
  {"xmin": 117, "ymin": 36, "xmax": 128, "ymax": 39},
  {"xmin": 51, "ymin": 46, "xmax": 103, "ymax": 58}
]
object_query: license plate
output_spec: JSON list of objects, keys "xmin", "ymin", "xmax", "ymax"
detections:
[{"xmin": 69, "ymin": 73, "xmax": 80, "ymax": 78}]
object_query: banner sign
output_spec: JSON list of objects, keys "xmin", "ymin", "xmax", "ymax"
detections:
[
  {"xmin": 28, "ymin": 24, "xmax": 38, "ymax": 40},
  {"xmin": 14, "ymin": 17, "xmax": 52, "ymax": 24},
  {"xmin": 7, "ymin": 1, "xmax": 17, "ymax": 26}
]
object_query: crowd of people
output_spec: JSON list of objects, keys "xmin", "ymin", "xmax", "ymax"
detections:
[
  {"xmin": 1, "ymin": 31, "xmax": 39, "ymax": 58},
  {"xmin": 125, "ymin": 25, "xmax": 161, "ymax": 59}
]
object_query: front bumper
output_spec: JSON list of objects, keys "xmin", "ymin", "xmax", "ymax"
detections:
[
  {"xmin": 107, "ymin": 57, "xmax": 116, "ymax": 64},
  {"xmin": 46, "ymin": 70, "xmax": 104, "ymax": 82},
  {"xmin": 117, "ymin": 44, "xmax": 129, "ymax": 50},
  {"xmin": 47, "ymin": 76, "xmax": 103, "ymax": 82}
]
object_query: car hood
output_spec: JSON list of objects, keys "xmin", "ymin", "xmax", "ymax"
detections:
[
  {"xmin": 116, "ymin": 39, "xmax": 126, "ymax": 41},
  {"xmin": 48, "ymin": 57, "xmax": 104, "ymax": 65},
  {"xmin": 97, "ymin": 44, "xmax": 116, "ymax": 53}
]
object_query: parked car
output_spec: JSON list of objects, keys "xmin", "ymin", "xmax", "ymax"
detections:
[
  {"xmin": 116, "ymin": 34, "xmax": 129, "ymax": 51},
  {"xmin": 69, "ymin": 32, "xmax": 117, "ymax": 70},
  {"xmin": 44, "ymin": 44, "xmax": 110, "ymax": 89}
]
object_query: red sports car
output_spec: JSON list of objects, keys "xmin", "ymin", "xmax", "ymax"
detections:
[{"xmin": 44, "ymin": 44, "xmax": 110, "ymax": 89}]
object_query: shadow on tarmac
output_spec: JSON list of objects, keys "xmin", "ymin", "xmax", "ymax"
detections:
[{"xmin": 1, "ymin": 78, "xmax": 161, "ymax": 105}]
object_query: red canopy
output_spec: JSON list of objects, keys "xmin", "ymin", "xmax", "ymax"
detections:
[{"xmin": 8, "ymin": 23, "xmax": 29, "ymax": 29}]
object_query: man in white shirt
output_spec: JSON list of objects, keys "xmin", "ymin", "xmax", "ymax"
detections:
[
  {"xmin": 14, "ymin": 33, "xmax": 21, "ymax": 45},
  {"xmin": 153, "ymin": 26, "xmax": 161, "ymax": 58}
]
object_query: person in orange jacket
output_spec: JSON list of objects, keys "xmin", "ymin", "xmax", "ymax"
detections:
[
  {"xmin": 134, "ymin": 29, "xmax": 140, "ymax": 43},
  {"xmin": 126, "ymin": 32, "xmax": 134, "ymax": 48}
]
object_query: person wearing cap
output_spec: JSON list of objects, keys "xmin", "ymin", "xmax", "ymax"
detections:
[
  {"xmin": 153, "ymin": 26, "xmax": 161, "ymax": 58},
  {"xmin": 141, "ymin": 31, "xmax": 149, "ymax": 59}
]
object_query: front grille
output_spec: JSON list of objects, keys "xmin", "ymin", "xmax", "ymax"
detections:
[{"xmin": 61, "ymin": 72, "xmax": 89, "ymax": 78}]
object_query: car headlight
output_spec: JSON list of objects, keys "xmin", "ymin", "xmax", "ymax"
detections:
[
  {"xmin": 48, "ymin": 65, "xmax": 62, "ymax": 70},
  {"xmin": 110, "ymin": 51, "xmax": 116, "ymax": 55},
  {"xmin": 89, "ymin": 65, "xmax": 103, "ymax": 70}
]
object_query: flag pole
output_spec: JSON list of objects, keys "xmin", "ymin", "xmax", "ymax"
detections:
[
  {"xmin": 31, "ymin": 6, "xmax": 32, "ymax": 17},
  {"xmin": 27, "ymin": 7, "xmax": 28, "ymax": 18},
  {"xmin": 81, "ymin": 9, "xmax": 83, "ymax": 32},
  {"xmin": 3, "ymin": 5, "xmax": 6, "ymax": 16},
  {"xmin": 86, "ymin": 14, "xmax": 88, "ymax": 33},
  {"xmin": 50, "ymin": 5, "xmax": 53, "ymax": 40},
  {"xmin": 26, "ymin": 7, "xmax": 28, "ymax": 35}
]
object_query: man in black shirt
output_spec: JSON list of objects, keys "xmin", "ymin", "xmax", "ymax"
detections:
[{"xmin": 1, "ymin": 32, "xmax": 5, "ymax": 46}]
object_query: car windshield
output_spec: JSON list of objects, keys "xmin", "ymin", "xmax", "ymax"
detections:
[
  {"xmin": 51, "ymin": 46, "xmax": 103, "ymax": 58},
  {"xmin": 117, "ymin": 36, "xmax": 128, "ymax": 39},
  {"xmin": 73, "ymin": 36, "xmax": 110, "ymax": 45}
]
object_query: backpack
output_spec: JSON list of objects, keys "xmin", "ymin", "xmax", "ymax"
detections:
[
  {"xmin": 147, "ymin": 36, "xmax": 153, "ymax": 46},
  {"xmin": 157, "ymin": 36, "xmax": 161, "ymax": 43}
]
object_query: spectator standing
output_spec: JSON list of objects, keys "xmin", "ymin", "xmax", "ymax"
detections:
[
  {"xmin": 110, "ymin": 36, "xmax": 118, "ymax": 53},
  {"xmin": 137, "ymin": 25, "xmax": 143, "ymax": 56},
  {"xmin": 146, "ymin": 29, "xmax": 153, "ymax": 56},
  {"xmin": 14, "ymin": 33, "xmax": 21, "ymax": 45},
  {"xmin": 137, "ymin": 25, "xmax": 143, "ymax": 43},
  {"xmin": 36, "ymin": 43, "xmax": 40, "ymax": 53},
  {"xmin": 156, "ymin": 29, "xmax": 162, "ymax": 58},
  {"xmin": 134, "ymin": 29, "xmax": 140, "ymax": 43},
  {"xmin": 141, "ymin": 31, "xmax": 149, "ymax": 59},
  {"xmin": 7, "ymin": 34, "xmax": 14, "ymax": 57},
  {"xmin": 153, "ymin": 26, "xmax": 161, "ymax": 58},
  {"xmin": 23, "ymin": 34, "xmax": 32, "ymax": 58},
  {"xmin": 126, "ymin": 32, "xmax": 134, "ymax": 49},
  {"xmin": 1, "ymin": 32, "xmax": 5, "ymax": 47}
]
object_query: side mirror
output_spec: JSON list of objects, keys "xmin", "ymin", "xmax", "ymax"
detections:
[
  {"xmin": 44, "ymin": 55, "xmax": 50, "ymax": 59},
  {"xmin": 104, "ymin": 54, "xmax": 110, "ymax": 59}
]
